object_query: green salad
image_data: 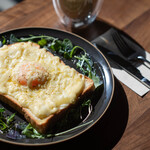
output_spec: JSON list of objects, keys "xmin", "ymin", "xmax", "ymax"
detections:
[{"xmin": 0, "ymin": 34, "xmax": 103, "ymax": 139}]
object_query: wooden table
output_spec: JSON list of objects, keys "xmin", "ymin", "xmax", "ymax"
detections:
[{"xmin": 1, "ymin": 0, "xmax": 150, "ymax": 149}]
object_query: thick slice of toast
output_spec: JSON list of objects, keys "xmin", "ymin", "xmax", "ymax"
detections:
[{"xmin": 0, "ymin": 42, "xmax": 95, "ymax": 134}]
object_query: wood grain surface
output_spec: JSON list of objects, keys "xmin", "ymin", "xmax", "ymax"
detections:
[
  {"xmin": 99, "ymin": 0, "xmax": 150, "ymax": 51},
  {"xmin": 0, "ymin": 0, "xmax": 150, "ymax": 149}
]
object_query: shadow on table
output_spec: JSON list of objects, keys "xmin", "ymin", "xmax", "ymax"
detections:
[
  {"xmin": 1, "ymin": 77, "xmax": 129, "ymax": 150},
  {"xmin": 71, "ymin": 19, "xmax": 111, "ymax": 41}
]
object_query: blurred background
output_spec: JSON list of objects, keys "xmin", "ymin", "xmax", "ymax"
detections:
[{"xmin": 0, "ymin": 0, "xmax": 22, "ymax": 11}]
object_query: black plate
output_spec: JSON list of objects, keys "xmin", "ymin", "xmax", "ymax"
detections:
[{"xmin": 0, "ymin": 27, "xmax": 114, "ymax": 146}]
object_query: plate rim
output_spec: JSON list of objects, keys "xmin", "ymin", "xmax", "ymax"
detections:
[{"xmin": 0, "ymin": 27, "xmax": 115, "ymax": 146}]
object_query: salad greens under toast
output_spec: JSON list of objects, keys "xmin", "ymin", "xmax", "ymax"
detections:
[{"xmin": 0, "ymin": 34, "xmax": 103, "ymax": 140}]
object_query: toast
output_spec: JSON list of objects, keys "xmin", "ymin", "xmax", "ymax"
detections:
[{"xmin": 0, "ymin": 42, "xmax": 95, "ymax": 134}]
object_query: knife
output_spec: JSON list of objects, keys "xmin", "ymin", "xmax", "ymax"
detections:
[{"xmin": 92, "ymin": 43, "xmax": 150, "ymax": 89}]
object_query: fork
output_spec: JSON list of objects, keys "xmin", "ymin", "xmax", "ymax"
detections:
[{"xmin": 112, "ymin": 30, "xmax": 150, "ymax": 65}]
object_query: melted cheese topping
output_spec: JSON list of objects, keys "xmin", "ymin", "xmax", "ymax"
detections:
[{"xmin": 0, "ymin": 42, "xmax": 85, "ymax": 119}]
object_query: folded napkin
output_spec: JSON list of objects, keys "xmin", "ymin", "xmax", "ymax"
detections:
[{"xmin": 92, "ymin": 28, "xmax": 150, "ymax": 96}]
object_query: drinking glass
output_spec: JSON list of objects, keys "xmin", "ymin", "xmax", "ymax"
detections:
[{"xmin": 52, "ymin": 0, "xmax": 103, "ymax": 29}]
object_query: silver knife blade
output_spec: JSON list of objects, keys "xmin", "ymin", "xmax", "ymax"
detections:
[{"xmin": 93, "ymin": 43, "xmax": 150, "ymax": 89}]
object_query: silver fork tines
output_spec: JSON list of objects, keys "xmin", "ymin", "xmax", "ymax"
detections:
[{"xmin": 112, "ymin": 30, "xmax": 150, "ymax": 65}]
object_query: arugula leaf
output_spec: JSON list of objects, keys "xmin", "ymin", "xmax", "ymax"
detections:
[
  {"xmin": 70, "ymin": 46, "xmax": 86, "ymax": 58},
  {"xmin": 9, "ymin": 34, "xmax": 20, "ymax": 44},
  {"xmin": 82, "ymin": 99, "xmax": 91, "ymax": 107},
  {"xmin": 6, "ymin": 113, "xmax": 15, "ymax": 125},
  {"xmin": 0, "ymin": 108, "xmax": 15, "ymax": 132},
  {"xmin": 0, "ymin": 121, "xmax": 8, "ymax": 131},
  {"xmin": 2, "ymin": 36, "xmax": 6, "ymax": 45},
  {"xmin": 19, "ymin": 35, "xmax": 55, "ymax": 42},
  {"xmin": 62, "ymin": 38, "xmax": 73, "ymax": 50},
  {"xmin": 91, "ymin": 74, "xmax": 101, "ymax": 88},
  {"xmin": 50, "ymin": 40, "xmax": 62, "ymax": 52},
  {"xmin": 0, "ymin": 108, "xmax": 5, "ymax": 113},
  {"xmin": 9, "ymin": 34, "xmax": 56, "ymax": 44},
  {"xmin": 38, "ymin": 38, "xmax": 47, "ymax": 47},
  {"xmin": 54, "ymin": 120, "xmax": 93, "ymax": 136},
  {"xmin": 74, "ymin": 55, "xmax": 92, "ymax": 78},
  {"xmin": 22, "ymin": 124, "xmax": 45, "ymax": 139}
]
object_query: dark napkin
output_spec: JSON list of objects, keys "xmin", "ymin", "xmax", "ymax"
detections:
[{"xmin": 92, "ymin": 28, "xmax": 150, "ymax": 96}]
